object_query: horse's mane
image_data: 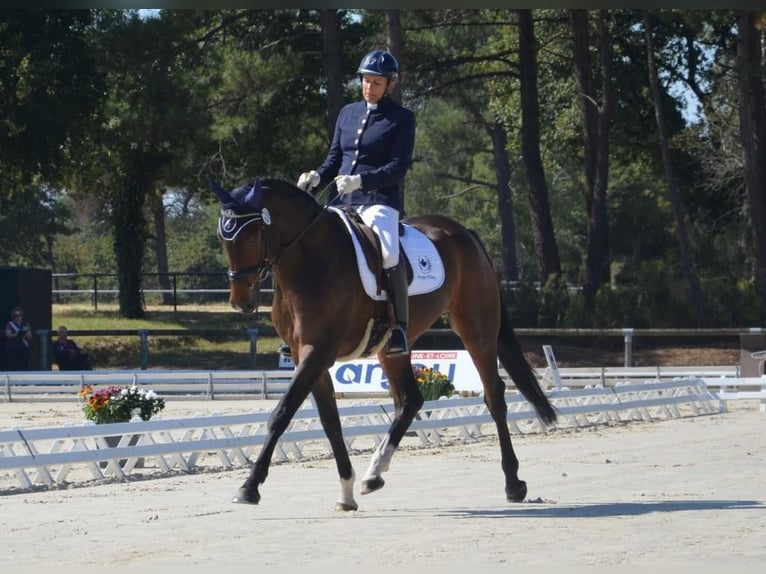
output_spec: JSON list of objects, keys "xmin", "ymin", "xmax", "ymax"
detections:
[{"xmin": 230, "ymin": 176, "xmax": 320, "ymax": 212}]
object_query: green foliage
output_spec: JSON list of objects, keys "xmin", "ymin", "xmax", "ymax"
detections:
[
  {"xmin": 703, "ymin": 277, "xmax": 764, "ymax": 327},
  {"xmin": 504, "ymin": 281, "xmax": 541, "ymax": 328},
  {"xmin": 0, "ymin": 11, "xmax": 103, "ymax": 186},
  {"xmin": 2, "ymin": 9, "xmax": 765, "ymax": 329},
  {"xmin": 0, "ymin": 186, "xmax": 72, "ymax": 267},
  {"xmin": 413, "ymin": 367, "xmax": 454, "ymax": 401},
  {"xmin": 592, "ymin": 285, "xmax": 639, "ymax": 328},
  {"xmin": 537, "ymin": 277, "xmax": 571, "ymax": 328}
]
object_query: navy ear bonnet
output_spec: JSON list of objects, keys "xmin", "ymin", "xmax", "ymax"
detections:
[{"xmin": 210, "ymin": 177, "xmax": 267, "ymax": 241}]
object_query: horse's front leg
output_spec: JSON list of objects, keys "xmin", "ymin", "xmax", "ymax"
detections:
[
  {"xmin": 311, "ymin": 371, "xmax": 358, "ymax": 511},
  {"xmin": 361, "ymin": 357, "xmax": 423, "ymax": 495},
  {"xmin": 232, "ymin": 356, "xmax": 326, "ymax": 505}
]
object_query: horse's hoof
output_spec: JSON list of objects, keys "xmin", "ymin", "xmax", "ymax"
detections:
[
  {"xmin": 232, "ymin": 487, "xmax": 260, "ymax": 505},
  {"xmin": 361, "ymin": 476, "xmax": 385, "ymax": 495},
  {"xmin": 506, "ymin": 481, "xmax": 527, "ymax": 503},
  {"xmin": 335, "ymin": 501, "xmax": 359, "ymax": 512}
]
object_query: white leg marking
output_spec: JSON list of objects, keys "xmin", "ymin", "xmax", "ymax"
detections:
[
  {"xmin": 363, "ymin": 434, "xmax": 396, "ymax": 482},
  {"xmin": 337, "ymin": 472, "xmax": 357, "ymax": 510}
]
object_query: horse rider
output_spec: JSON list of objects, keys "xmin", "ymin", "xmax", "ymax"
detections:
[{"xmin": 297, "ymin": 49, "xmax": 416, "ymax": 357}]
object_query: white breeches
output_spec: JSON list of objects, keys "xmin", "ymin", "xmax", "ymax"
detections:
[{"xmin": 355, "ymin": 204, "xmax": 400, "ymax": 269}]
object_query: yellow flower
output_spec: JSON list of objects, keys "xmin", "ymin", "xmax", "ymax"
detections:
[{"xmin": 412, "ymin": 367, "xmax": 454, "ymax": 401}]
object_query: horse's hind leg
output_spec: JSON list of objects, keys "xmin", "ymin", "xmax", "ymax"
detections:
[
  {"xmin": 360, "ymin": 355, "xmax": 423, "ymax": 495},
  {"xmin": 482, "ymin": 362, "xmax": 528, "ymax": 502},
  {"xmin": 452, "ymin": 316, "xmax": 528, "ymax": 502},
  {"xmin": 311, "ymin": 372, "xmax": 358, "ymax": 511}
]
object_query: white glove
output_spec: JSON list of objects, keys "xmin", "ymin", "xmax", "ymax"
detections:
[
  {"xmin": 335, "ymin": 174, "xmax": 362, "ymax": 195},
  {"xmin": 297, "ymin": 170, "xmax": 320, "ymax": 191}
]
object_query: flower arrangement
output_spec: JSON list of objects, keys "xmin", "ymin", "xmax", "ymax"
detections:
[
  {"xmin": 413, "ymin": 367, "xmax": 455, "ymax": 401},
  {"xmin": 78, "ymin": 384, "xmax": 165, "ymax": 425}
]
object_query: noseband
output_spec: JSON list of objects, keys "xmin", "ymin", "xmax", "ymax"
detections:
[
  {"xmin": 219, "ymin": 204, "xmax": 326, "ymax": 287},
  {"xmin": 218, "ymin": 208, "xmax": 273, "ymax": 287}
]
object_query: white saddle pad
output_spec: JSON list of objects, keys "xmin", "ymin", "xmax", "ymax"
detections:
[{"xmin": 329, "ymin": 207, "xmax": 446, "ymax": 301}]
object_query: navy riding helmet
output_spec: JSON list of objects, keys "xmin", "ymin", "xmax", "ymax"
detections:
[{"xmin": 357, "ymin": 50, "xmax": 399, "ymax": 81}]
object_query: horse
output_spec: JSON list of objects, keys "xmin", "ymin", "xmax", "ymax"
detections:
[{"xmin": 210, "ymin": 175, "xmax": 557, "ymax": 511}]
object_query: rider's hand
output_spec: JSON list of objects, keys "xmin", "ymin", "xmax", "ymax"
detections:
[
  {"xmin": 296, "ymin": 170, "xmax": 320, "ymax": 192},
  {"xmin": 334, "ymin": 174, "xmax": 362, "ymax": 195}
]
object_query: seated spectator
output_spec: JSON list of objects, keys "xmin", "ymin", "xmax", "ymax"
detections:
[
  {"xmin": 5, "ymin": 306, "xmax": 33, "ymax": 370},
  {"xmin": 52, "ymin": 326, "xmax": 93, "ymax": 371}
]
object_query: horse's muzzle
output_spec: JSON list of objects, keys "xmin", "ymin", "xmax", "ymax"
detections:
[{"xmin": 229, "ymin": 283, "xmax": 258, "ymax": 314}]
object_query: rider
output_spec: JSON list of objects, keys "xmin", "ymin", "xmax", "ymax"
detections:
[{"xmin": 297, "ymin": 49, "xmax": 416, "ymax": 356}]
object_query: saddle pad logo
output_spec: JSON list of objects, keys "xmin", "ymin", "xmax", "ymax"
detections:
[{"xmin": 418, "ymin": 255, "xmax": 432, "ymax": 274}]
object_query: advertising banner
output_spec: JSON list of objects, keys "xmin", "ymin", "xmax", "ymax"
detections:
[{"xmin": 327, "ymin": 350, "xmax": 484, "ymax": 394}]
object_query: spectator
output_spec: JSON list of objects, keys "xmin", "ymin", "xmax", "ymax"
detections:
[
  {"xmin": 4, "ymin": 306, "xmax": 32, "ymax": 370},
  {"xmin": 52, "ymin": 325, "xmax": 93, "ymax": 371}
]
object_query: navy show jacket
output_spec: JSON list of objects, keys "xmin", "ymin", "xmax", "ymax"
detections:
[{"xmin": 315, "ymin": 96, "xmax": 415, "ymax": 212}]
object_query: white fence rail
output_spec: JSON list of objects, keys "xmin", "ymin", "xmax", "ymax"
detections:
[
  {"xmin": 1, "ymin": 378, "xmax": 722, "ymax": 491},
  {"xmin": 0, "ymin": 365, "xmax": 753, "ymax": 403},
  {"xmin": 2, "ymin": 370, "xmax": 293, "ymax": 402}
]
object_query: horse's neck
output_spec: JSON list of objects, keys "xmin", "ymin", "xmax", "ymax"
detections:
[{"xmin": 271, "ymin": 211, "xmax": 349, "ymax": 282}]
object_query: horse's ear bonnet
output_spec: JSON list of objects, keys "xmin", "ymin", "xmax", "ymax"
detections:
[{"xmin": 210, "ymin": 176, "xmax": 264, "ymax": 241}]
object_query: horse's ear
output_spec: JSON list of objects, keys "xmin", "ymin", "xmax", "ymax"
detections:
[
  {"xmin": 243, "ymin": 177, "xmax": 262, "ymax": 208},
  {"xmin": 208, "ymin": 175, "xmax": 233, "ymax": 206}
]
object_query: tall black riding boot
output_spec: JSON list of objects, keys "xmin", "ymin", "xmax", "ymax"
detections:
[{"xmin": 384, "ymin": 262, "xmax": 409, "ymax": 356}]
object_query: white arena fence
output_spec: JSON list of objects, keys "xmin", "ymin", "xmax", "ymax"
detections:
[
  {"xmin": 2, "ymin": 369, "xmax": 294, "ymax": 402},
  {"xmin": 0, "ymin": 364, "xmax": 758, "ymax": 402},
  {"xmin": 1, "ymin": 378, "xmax": 724, "ymax": 491}
]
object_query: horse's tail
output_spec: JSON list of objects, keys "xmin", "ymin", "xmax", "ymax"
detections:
[
  {"xmin": 467, "ymin": 229, "xmax": 557, "ymax": 426},
  {"xmin": 497, "ymin": 297, "xmax": 557, "ymax": 425}
]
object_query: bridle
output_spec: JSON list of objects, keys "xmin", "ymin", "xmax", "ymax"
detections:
[{"xmin": 219, "ymin": 203, "xmax": 328, "ymax": 288}]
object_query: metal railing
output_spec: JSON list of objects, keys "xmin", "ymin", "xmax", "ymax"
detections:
[
  {"xmin": 35, "ymin": 328, "xmax": 264, "ymax": 370},
  {"xmin": 51, "ymin": 272, "xmax": 272, "ymax": 311},
  {"xmin": 51, "ymin": 273, "xmax": 579, "ymax": 311},
  {"xmin": 28, "ymin": 326, "xmax": 766, "ymax": 372}
]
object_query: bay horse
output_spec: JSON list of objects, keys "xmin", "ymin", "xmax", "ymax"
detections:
[{"xmin": 210, "ymin": 176, "xmax": 557, "ymax": 511}]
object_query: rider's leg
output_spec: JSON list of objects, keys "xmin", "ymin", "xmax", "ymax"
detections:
[
  {"xmin": 383, "ymin": 262, "xmax": 409, "ymax": 356},
  {"xmin": 357, "ymin": 204, "xmax": 409, "ymax": 356}
]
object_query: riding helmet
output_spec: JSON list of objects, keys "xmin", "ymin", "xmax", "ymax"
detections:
[{"xmin": 357, "ymin": 50, "xmax": 399, "ymax": 81}]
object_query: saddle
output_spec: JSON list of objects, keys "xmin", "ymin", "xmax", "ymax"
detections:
[{"xmin": 338, "ymin": 207, "xmax": 412, "ymax": 296}]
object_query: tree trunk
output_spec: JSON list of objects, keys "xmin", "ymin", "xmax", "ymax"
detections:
[
  {"xmin": 736, "ymin": 11, "xmax": 766, "ymax": 322},
  {"xmin": 572, "ymin": 9, "xmax": 612, "ymax": 312},
  {"xmin": 517, "ymin": 9, "xmax": 561, "ymax": 283},
  {"xmin": 569, "ymin": 9, "xmax": 597, "ymax": 209},
  {"xmin": 113, "ymin": 152, "xmax": 148, "ymax": 319},
  {"xmin": 149, "ymin": 190, "xmax": 173, "ymax": 306},
  {"xmin": 487, "ymin": 120, "xmax": 519, "ymax": 281},
  {"xmin": 386, "ymin": 9, "xmax": 403, "ymax": 105},
  {"xmin": 644, "ymin": 11, "xmax": 708, "ymax": 327},
  {"xmin": 319, "ymin": 10, "xmax": 343, "ymax": 141}
]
